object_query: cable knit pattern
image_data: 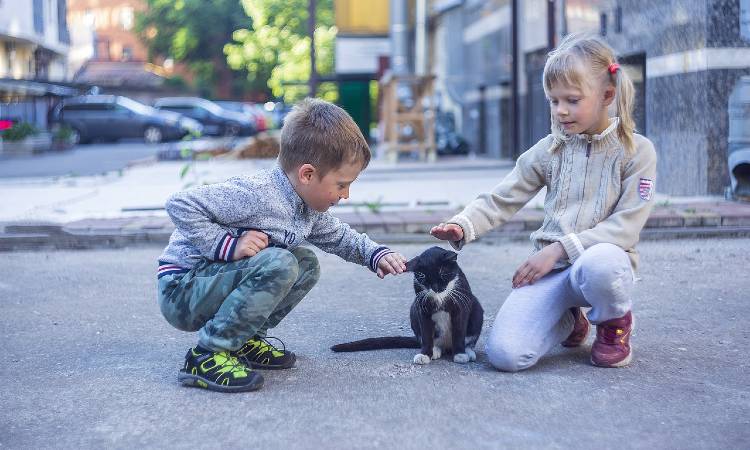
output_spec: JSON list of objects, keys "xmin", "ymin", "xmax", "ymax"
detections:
[{"xmin": 446, "ymin": 119, "xmax": 657, "ymax": 272}]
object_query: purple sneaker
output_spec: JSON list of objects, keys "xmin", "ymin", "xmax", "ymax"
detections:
[
  {"xmin": 561, "ymin": 307, "xmax": 590, "ymax": 347},
  {"xmin": 591, "ymin": 311, "xmax": 633, "ymax": 368}
]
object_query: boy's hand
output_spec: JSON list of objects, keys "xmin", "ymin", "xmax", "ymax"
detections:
[
  {"xmin": 512, "ymin": 242, "xmax": 566, "ymax": 289},
  {"xmin": 232, "ymin": 230, "xmax": 269, "ymax": 261},
  {"xmin": 430, "ymin": 223, "xmax": 464, "ymax": 241},
  {"xmin": 376, "ymin": 252, "xmax": 408, "ymax": 279}
]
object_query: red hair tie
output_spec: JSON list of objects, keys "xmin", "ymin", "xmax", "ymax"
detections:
[{"xmin": 608, "ymin": 63, "xmax": 620, "ymax": 74}]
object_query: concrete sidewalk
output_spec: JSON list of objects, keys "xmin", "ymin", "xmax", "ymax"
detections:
[
  {"xmin": 2, "ymin": 199, "xmax": 750, "ymax": 251},
  {"xmin": 2, "ymin": 155, "xmax": 750, "ymax": 250}
]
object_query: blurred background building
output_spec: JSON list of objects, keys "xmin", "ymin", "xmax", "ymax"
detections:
[
  {"xmin": 0, "ymin": 0, "xmax": 74, "ymax": 130},
  {"xmin": 66, "ymin": 0, "xmax": 192, "ymax": 103},
  {"xmin": 334, "ymin": 0, "xmax": 391, "ymax": 140},
  {"xmin": 423, "ymin": 0, "xmax": 750, "ymax": 196}
]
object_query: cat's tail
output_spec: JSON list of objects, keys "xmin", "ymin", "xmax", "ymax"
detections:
[{"xmin": 330, "ymin": 336, "xmax": 420, "ymax": 352}]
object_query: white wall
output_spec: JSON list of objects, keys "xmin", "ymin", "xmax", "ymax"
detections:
[
  {"xmin": 0, "ymin": 1, "xmax": 36, "ymax": 43},
  {"xmin": 0, "ymin": 0, "xmax": 69, "ymax": 80}
]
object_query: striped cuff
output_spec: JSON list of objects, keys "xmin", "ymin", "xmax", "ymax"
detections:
[
  {"xmin": 559, "ymin": 233, "xmax": 585, "ymax": 263},
  {"xmin": 157, "ymin": 261, "xmax": 189, "ymax": 279},
  {"xmin": 447, "ymin": 214, "xmax": 476, "ymax": 250},
  {"xmin": 214, "ymin": 233, "xmax": 238, "ymax": 262},
  {"xmin": 369, "ymin": 246, "xmax": 394, "ymax": 272}
]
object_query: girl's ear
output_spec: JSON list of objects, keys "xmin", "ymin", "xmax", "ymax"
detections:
[
  {"xmin": 405, "ymin": 256, "xmax": 419, "ymax": 272},
  {"xmin": 603, "ymin": 85, "xmax": 616, "ymax": 106}
]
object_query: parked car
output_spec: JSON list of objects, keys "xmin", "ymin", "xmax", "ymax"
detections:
[
  {"xmin": 215, "ymin": 101, "xmax": 268, "ymax": 132},
  {"xmin": 51, "ymin": 95, "xmax": 202, "ymax": 144},
  {"xmin": 264, "ymin": 101, "xmax": 292, "ymax": 129},
  {"xmin": 153, "ymin": 97, "xmax": 256, "ymax": 137}
]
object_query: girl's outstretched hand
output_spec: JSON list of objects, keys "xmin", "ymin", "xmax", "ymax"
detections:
[{"xmin": 430, "ymin": 223, "xmax": 464, "ymax": 241}]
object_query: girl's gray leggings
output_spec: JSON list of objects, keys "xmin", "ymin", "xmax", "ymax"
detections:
[{"xmin": 485, "ymin": 243, "xmax": 634, "ymax": 372}]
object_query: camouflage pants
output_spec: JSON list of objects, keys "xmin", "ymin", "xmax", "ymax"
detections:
[{"xmin": 157, "ymin": 246, "xmax": 320, "ymax": 352}]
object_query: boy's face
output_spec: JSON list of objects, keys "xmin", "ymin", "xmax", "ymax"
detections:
[
  {"xmin": 295, "ymin": 160, "xmax": 363, "ymax": 212},
  {"xmin": 547, "ymin": 81, "xmax": 614, "ymax": 136}
]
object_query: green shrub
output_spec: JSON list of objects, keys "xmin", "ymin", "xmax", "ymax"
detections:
[
  {"xmin": 1, "ymin": 122, "xmax": 37, "ymax": 141},
  {"xmin": 53, "ymin": 125, "xmax": 73, "ymax": 142}
]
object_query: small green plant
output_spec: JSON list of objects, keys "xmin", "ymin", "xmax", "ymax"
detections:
[
  {"xmin": 1, "ymin": 122, "xmax": 37, "ymax": 141},
  {"xmin": 657, "ymin": 199, "xmax": 671, "ymax": 208},
  {"xmin": 53, "ymin": 125, "xmax": 73, "ymax": 142},
  {"xmin": 364, "ymin": 197, "xmax": 384, "ymax": 214},
  {"xmin": 684, "ymin": 207, "xmax": 697, "ymax": 214},
  {"xmin": 178, "ymin": 129, "xmax": 206, "ymax": 188}
]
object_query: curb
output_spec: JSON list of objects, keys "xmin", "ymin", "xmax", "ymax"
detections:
[{"xmin": 2, "ymin": 200, "xmax": 750, "ymax": 251}]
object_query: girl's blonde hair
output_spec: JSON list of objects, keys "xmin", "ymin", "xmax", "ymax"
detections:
[{"xmin": 543, "ymin": 33, "xmax": 636, "ymax": 153}]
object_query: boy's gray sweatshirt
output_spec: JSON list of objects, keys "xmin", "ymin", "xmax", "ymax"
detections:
[{"xmin": 157, "ymin": 165, "xmax": 392, "ymax": 277}]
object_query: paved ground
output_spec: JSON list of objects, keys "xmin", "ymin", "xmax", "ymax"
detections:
[
  {"xmin": 0, "ymin": 140, "xmax": 164, "ymax": 179},
  {"xmin": 0, "ymin": 137, "xmax": 235, "ymax": 179},
  {"xmin": 1, "ymin": 238, "xmax": 748, "ymax": 449}
]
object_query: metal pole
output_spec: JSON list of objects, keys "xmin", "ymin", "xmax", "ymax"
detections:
[
  {"xmin": 511, "ymin": 0, "xmax": 520, "ymax": 157},
  {"xmin": 390, "ymin": 0, "xmax": 409, "ymax": 75},
  {"xmin": 308, "ymin": 0, "xmax": 318, "ymax": 97},
  {"xmin": 415, "ymin": 0, "xmax": 427, "ymax": 76},
  {"xmin": 547, "ymin": 0, "xmax": 556, "ymax": 49}
]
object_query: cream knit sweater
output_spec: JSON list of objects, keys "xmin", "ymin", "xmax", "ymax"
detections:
[{"xmin": 448, "ymin": 119, "xmax": 657, "ymax": 272}]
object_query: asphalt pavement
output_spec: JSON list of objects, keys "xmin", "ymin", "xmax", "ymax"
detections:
[{"xmin": 1, "ymin": 238, "xmax": 748, "ymax": 449}]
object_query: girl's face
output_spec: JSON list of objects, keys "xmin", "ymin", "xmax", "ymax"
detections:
[{"xmin": 547, "ymin": 81, "xmax": 614, "ymax": 136}]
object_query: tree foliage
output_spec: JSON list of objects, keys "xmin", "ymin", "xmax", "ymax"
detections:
[
  {"xmin": 135, "ymin": 0, "xmax": 251, "ymax": 97},
  {"xmin": 225, "ymin": 0, "xmax": 337, "ymax": 103}
]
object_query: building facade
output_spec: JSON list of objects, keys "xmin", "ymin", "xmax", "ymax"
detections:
[
  {"xmin": 0, "ymin": 0, "xmax": 72, "ymax": 132},
  {"xmin": 429, "ymin": 0, "xmax": 750, "ymax": 196},
  {"xmin": 0, "ymin": 0, "xmax": 70, "ymax": 81},
  {"xmin": 334, "ymin": 0, "xmax": 391, "ymax": 139},
  {"xmin": 66, "ymin": 0, "xmax": 147, "ymax": 77}
]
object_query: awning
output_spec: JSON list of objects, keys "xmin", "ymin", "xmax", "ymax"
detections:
[{"xmin": 0, "ymin": 78, "xmax": 80, "ymax": 97}]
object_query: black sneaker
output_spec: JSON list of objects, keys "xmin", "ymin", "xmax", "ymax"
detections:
[
  {"xmin": 235, "ymin": 336, "xmax": 296, "ymax": 370},
  {"xmin": 178, "ymin": 347, "xmax": 264, "ymax": 392}
]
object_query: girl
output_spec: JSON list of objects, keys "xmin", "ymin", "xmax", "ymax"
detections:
[{"xmin": 431, "ymin": 34, "xmax": 657, "ymax": 371}]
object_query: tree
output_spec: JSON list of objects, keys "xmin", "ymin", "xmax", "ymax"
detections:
[
  {"xmin": 135, "ymin": 0, "xmax": 251, "ymax": 98},
  {"xmin": 225, "ymin": 0, "xmax": 337, "ymax": 103}
]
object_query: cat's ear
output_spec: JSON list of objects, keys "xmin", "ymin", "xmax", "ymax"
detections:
[{"xmin": 405, "ymin": 256, "xmax": 419, "ymax": 272}]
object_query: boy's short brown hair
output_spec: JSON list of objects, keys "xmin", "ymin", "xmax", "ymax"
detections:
[{"xmin": 278, "ymin": 98, "xmax": 371, "ymax": 176}]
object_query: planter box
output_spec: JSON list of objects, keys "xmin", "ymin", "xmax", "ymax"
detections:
[{"xmin": 0, "ymin": 133, "xmax": 52, "ymax": 156}]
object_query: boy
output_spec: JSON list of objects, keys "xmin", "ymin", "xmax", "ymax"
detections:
[{"xmin": 157, "ymin": 98, "xmax": 407, "ymax": 393}]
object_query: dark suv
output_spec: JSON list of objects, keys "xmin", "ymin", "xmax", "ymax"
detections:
[
  {"xmin": 153, "ymin": 97, "xmax": 256, "ymax": 137},
  {"xmin": 51, "ymin": 95, "xmax": 202, "ymax": 144}
]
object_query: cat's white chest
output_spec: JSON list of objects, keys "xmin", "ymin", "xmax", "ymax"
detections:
[
  {"xmin": 431, "ymin": 311, "xmax": 452, "ymax": 349},
  {"xmin": 429, "ymin": 279, "xmax": 457, "ymax": 307}
]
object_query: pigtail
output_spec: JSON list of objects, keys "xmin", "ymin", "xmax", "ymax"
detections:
[{"xmin": 612, "ymin": 65, "xmax": 636, "ymax": 154}]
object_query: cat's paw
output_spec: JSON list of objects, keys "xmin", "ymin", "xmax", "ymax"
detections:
[
  {"xmin": 453, "ymin": 353, "xmax": 470, "ymax": 364},
  {"xmin": 413, "ymin": 354, "xmax": 431, "ymax": 365},
  {"xmin": 466, "ymin": 348, "xmax": 477, "ymax": 362},
  {"xmin": 431, "ymin": 346, "xmax": 442, "ymax": 360}
]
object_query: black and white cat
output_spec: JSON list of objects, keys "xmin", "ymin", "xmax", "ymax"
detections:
[{"xmin": 331, "ymin": 246, "xmax": 484, "ymax": 364}]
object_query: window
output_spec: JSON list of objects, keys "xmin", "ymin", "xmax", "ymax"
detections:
[
  {"xmin": 121, "ymin": 7, "xmax": 134, "ymax": 30},
  {"xmin": 63, "ymin": 103, "xmax": 113, "ymax": 112},
  {"xmin": 34, "ymin": 0, "xmax": 44, "ymax": 34}
]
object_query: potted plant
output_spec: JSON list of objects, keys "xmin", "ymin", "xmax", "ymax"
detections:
[
  {"xmin": 51, "ymin": 125, "xmax": 76, "ymax": 151},
  {"xmin": 0, "ymin": 122, "xmax": 38, "ymax": 155}
]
